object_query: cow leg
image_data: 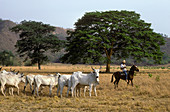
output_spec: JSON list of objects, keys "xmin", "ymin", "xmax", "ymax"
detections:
[
  {"xmin": 36, "ymin": 84, "xmax": 40, "ymax": 96},
  {"xmin": 11, "ymin": 88, "xmax": 13, "ymax": 96},
  {"xmin": 60, "ymin": 86, "xmax": 64, "ymax": 98},
  {"xmin": 71, "ymin": 82, "xmax": 78, "ymax": 97},
  {"xmin": 9, "ymin": 88, "xmax": 11, "ymax": 95},
  {"xmin": 24, "ymin": 80, "xmax": 27, "ymax": 93},
  {"xmin": 78, "ymin": 87, "xmax": 81, "ymax": 97},
  {"xmin": 39, "ymin": 86, "xmax": 42, "ymax": 94},
  {"xmin": 32, "ymin": 81, "xmax": 36, "ymax": 95},
  {"xmin": 4, "ymin": 87, "xmax": 7, "ymax": 94},
  {"xmin": 1, "ymin": 85, "xmax": 6, "ymax": 96},
  {"xmin": 76, "ymin": 87, "xmax": 80, "ymax": 97},
  {"xmin": 57, "ymin": 84, "xmax": 60, "ymax": 96},
  {"xmin": 9, "ymin": 88, "xmax": 13, "ymax": 96},
  {"xmin": 29, "ymin": 83, "xmax": 33, "ymax": 92},
  {"xmin": 89, "ymin": 84, "xmax": 92, "ymax": 97},
  {"xmin": 84, "ymin": 86, "xmax": 87, "ymax": 97},
  {"xmin": 23, "ymin": 86, "xmax": 26, "ymax": 93},
  {"xmin": 73, "ymin": 87, "xmax": 77, "ymax": 97},
  {"xmin": 94, "ymin": 85, "xmax": 97, "ymax": 96},
  {"xmin": 16, "ymin": 85, "xmax": 19, "ymax": 95},
  {"xmin": 67, "ymin": 84, "xmax": 72, "ymax": 97},
  {"xmin": 49, "ymin": 86, "xmax": 52, "ymax": 96}
]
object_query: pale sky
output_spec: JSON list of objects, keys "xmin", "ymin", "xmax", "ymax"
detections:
[{"xmin": 1, "ymin": 0, "xmax": 170, "ymax": 36}]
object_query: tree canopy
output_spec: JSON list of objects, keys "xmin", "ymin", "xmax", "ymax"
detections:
[
  {"xmin": 11, "ymin": 20, "xmax": 65, "ymax": 69},
  {"xmin": 61, "ymin": 10, "xmax": 165, "ymax": 72}
]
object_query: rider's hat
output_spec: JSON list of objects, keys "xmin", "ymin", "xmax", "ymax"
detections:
[{"xmin": 122, "ymin": 60, "xmax": 126, "ymax": 63}]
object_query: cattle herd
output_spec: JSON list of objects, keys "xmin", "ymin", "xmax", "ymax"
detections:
[{"xmin": 0, "ymin": 66, "xmax": 101, "ymax": 97}]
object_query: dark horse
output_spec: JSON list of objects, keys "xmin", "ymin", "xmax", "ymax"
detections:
[{"xmin": 111, "ymin": 65, "xmax": 139, "ymax": 89}]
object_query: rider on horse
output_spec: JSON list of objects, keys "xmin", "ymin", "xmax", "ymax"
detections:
[{"xmin": 120, "ymin": 60, "xmax": 128, "ymax": 82}]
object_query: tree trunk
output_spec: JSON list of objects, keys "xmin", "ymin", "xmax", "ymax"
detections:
[
  {"xmin": 38, "ymin": 61, "xmax": 41, "ymax": 70},
  {"xmin": 104, "ymin": 47, "xmax": 113, "ymax": 73},
  {"xmin": 106, "ymin": 59, "xmax": 111, "ymax": 73}
]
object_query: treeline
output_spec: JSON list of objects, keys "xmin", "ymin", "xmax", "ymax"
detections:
[
  {"xmin": 1, "ymin": 50, "xmax": 169, "ymax": 66},
  {"xmin": 0, "ymin": 17, "xmax": 170, "ymax": 67}
]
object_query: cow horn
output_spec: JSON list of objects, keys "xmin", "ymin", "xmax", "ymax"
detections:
[
  {"xmin": 16, "ymin": 71, "xmax": 19, "ymax": 74},
  {"xmin": 91, "ymin": 66, "xmax": 95, "ymax": 70},
  {"xmin": 10, "ymin": 68, "xmax": 15, "ymax": 72}
]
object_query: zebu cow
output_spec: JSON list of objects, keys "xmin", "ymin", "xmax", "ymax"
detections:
[
  {"xmin": 0, "ymin": 72, "xmax": 24, "ymax": 96},
  {"xmin": 71, "ymin": 67, "xmax": 101, "ymax": 97},
  {"xmin": 33, "ymin": 73, "xmax": 60, "ymax": 96},
  {"xmin": 57, "ymin": 73, "xmax": 72, "ymax": 98}
]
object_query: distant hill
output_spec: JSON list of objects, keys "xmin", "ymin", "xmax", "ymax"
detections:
[
  {"xmin": 0, "ymin": 20, "xmax": 19, "ymax": 53},
  {"xmin": 0, "ymin": 19, "xmax": 69, "ymax": 53}
]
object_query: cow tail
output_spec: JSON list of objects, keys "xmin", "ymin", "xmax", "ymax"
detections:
[
  {"xmin": 24, "ymin": 76, "xmax": 28, "ymax": 91},
  {"xmin": 111, "ymin": 73, "xmax": 114, "ymax": 83}
]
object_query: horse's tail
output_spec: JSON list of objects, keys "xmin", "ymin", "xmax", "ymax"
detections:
[{"xmin": 111, "ymin": 73, "xmax": 114, "ymax": 83}]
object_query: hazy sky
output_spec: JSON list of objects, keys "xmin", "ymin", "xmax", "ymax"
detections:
[{"xmin": 1, "ymin": 0, "xmax": 170, "ymax": 36}]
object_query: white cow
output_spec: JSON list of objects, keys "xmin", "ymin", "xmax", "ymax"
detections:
[
  {"xmin": 33, "ymin": 73, "xmax": 60, "ymax": 96},
  {"xmin": 24, "ymin": 74, "xmax": 55, "ymax": 94},
  {"xmin": 24, "ymin": 74, "xmax": 35, "ymax": 93},
  {"xmin": 71, "ymin": 67, "xmax": 101, "ymax": 97},
  {"xmin": 0, "ymin": 72, "xmax": 24, "ymax": 96},
  {"xmin": 57, "ymin": 74, "xmax": 72, "ymax": 98}
]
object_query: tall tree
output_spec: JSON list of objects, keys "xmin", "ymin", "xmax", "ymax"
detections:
[
  {"xmin": 61, "ymin": 10, "xmax": 165, "ymax": 72},
  {"xmin": 11, "ymin": 20, "xmax": 65, "ymax": 69}
]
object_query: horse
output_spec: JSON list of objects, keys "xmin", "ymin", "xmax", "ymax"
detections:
[{"xmin": 111, "ymin": 65, "xmax": 139, "ymax": 89}]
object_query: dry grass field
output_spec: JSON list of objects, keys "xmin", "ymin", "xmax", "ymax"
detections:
[{"xmin": 0, "ymin": 63, "xmax": 169, "ymax": 112}]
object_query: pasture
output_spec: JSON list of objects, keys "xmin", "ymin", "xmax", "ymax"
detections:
[{"xmin": 0, "ymin": 63, "xmax": 170, "ymax": 112}]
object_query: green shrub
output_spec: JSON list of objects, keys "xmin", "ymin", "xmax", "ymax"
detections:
[{"xmin": 148, "ymin": 73, "xmax": 152, "ymax": 78}]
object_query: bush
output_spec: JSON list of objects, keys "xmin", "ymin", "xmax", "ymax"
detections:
[
  {"xmin": 0, "ymin": 50, "xmax": 14, "ymax": 66},
  {"xmin": 148, "ymin": 73, "xmax": 152, "ymax": 78}
]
